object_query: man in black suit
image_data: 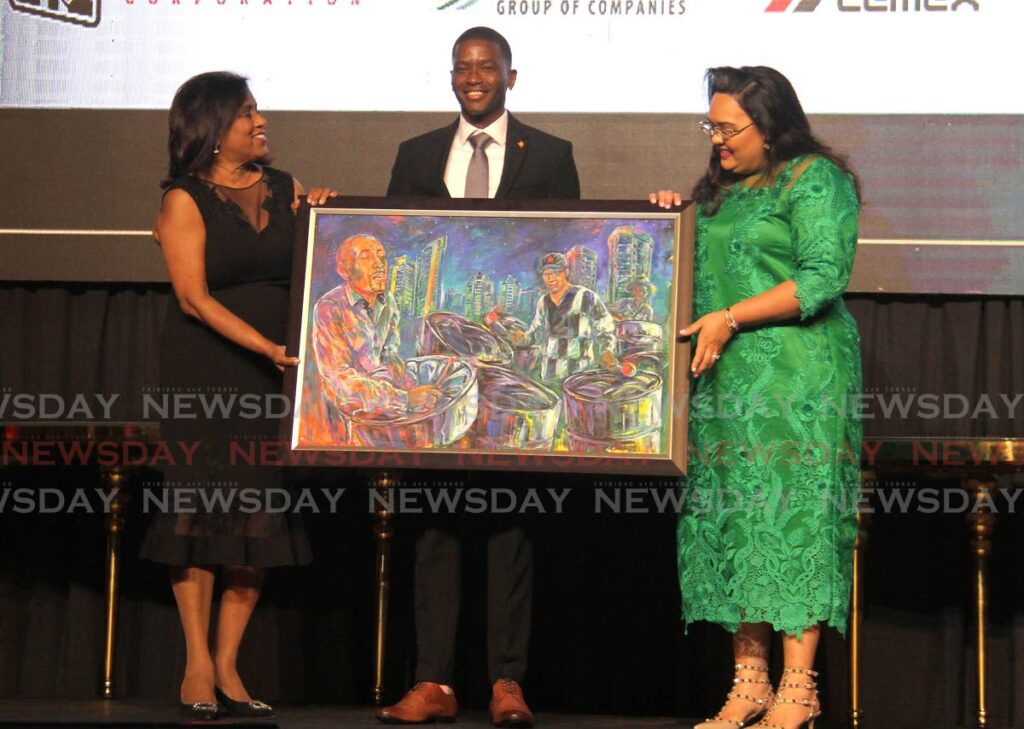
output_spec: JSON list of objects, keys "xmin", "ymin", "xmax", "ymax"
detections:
[
  {"xmin": 376, "ymin": 26, "xmax": 579, "ymax": 728},
  {"xmin": 386, "ymin": 29, "xmax": 579, "ymax": 201}
]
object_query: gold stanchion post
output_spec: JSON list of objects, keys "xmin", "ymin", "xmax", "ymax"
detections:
[
  {"xmin": 100, "ymin": 466, "xmax": 128, "ymax": 698},
  {"xmin": 967, "ymin": 477, "xmax": 996, "ymax": 729},
  {"xmin": 373, "ymin": 471, "xmax": 396, "ymax": 705}
]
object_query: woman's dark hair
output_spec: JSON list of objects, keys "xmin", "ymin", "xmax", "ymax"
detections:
[
  {"xmin": 691, "ymin": 66, "xmax": 860, "ymax": 213},
  {"xmin": 161, "ymin": 71, "xmax": 265, "ymax": 188}
]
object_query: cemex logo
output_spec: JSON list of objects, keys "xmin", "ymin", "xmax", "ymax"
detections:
[
  {"xmin": 9, "ymin": 0, "xmax": 100, "ymax": 26},
  {"xmin": 766, "ymin": 0, "xmax": 979, "ymax": 11},
  {"xmin": 765, "ymin": 0, "xmax": 820, "ymax": 10}
]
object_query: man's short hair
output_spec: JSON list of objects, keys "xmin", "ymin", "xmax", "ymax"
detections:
[{"xmin": 452, "ymin": 26, "xmax": 512, "ymax": 68}]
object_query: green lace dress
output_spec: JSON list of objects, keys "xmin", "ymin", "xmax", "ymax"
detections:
[{"xmin": 677, "ymin": 155, "xmax": 862, "ymax": 636}]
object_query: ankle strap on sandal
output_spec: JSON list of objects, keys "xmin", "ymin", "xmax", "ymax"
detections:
[
  {"xmin": 734, "ymin": 663, "xmax": 769, "ymax": 673},
  {"xmin": 780, "ymin": 666, "xmax": 818, "ymax": 677},
  {"xmin": 779, "ymin": 680, "xmax": 817, "ymax": 691},
  {"xmin": 725, "ymin": 687, "xmax": 774, "ymax": 706},
  {"xmin": 773, "ymin": 695, "xmax": 819, "ymax": 708},
  {"xmin": 734, "ymin": 676, "xmax": 772, "ymax": 686}
]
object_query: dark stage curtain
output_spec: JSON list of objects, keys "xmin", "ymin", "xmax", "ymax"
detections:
[
  {"xmin": 0, "ymin": 284, "xmax": 1022, "ymax": 728},
  {"xmin": 847, "ymin": 295, "xmax": 1024, "ymax": 438}
]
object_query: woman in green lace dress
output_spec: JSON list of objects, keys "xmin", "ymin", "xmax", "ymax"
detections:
[{"xmin": 653, "ymin": 66, "xmax": 861, "ymax": 729}]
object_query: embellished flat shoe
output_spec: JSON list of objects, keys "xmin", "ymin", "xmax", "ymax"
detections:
[
  {"xmin": 215, "ymin": 687, "xmax": 275, "ymax": 718},
  {"xmin": 180, "ymin": 701, "xmax": 220, "ymax": 722}
]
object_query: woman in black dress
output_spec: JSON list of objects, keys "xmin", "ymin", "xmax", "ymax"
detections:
[{"xmin": 140, "ymin": 71, "xmax": 333, "ymax": 721}]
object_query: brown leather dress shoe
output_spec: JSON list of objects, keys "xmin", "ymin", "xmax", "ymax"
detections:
[
  {"xmin": 376, "ymin": 682, "xmax": 458, "ymax": 724},
  {"xmin": 489, "ymin": 679, "xmax": 534, "ymax": 728}
]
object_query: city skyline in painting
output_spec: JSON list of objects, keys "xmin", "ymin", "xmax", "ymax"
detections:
[{"xmin": 306, "ymin": 213, "xmax": 674, "ymax": 358}]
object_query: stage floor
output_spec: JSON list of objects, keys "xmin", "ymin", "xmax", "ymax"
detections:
[{"xmin": 0, "ymin": 700, "xmax": 693, "ymax": 728}]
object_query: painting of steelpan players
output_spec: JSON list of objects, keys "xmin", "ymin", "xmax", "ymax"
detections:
[{"xmin": 291, "ymin": 210, "xmax": 680, "ymax": 458}]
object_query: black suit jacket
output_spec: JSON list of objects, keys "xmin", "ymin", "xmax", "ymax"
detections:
[{"xmin": 386, "ymin": 113, "xmax": 580, "ymax": 200}]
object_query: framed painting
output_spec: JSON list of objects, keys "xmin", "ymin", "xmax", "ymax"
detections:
[{"xmin": 283, "ymin": 198, "xmax": 694, "ymax": 476}]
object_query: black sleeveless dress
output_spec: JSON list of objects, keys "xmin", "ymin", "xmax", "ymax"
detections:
[{"xmin": 140, "ymin": 167, "xmax": 312, "ymax": 567}]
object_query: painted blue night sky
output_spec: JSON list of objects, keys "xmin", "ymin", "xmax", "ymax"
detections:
[{"xmin": 305, "ymin": 211, "xmax": 678, "ymax": 360}]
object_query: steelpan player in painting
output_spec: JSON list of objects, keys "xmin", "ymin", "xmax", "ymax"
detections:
[
  {"xmin": 310, "ymin": 234, "xmax": 454, "ymax": 446},
  {"xmin": 291, "ymin": 210, "xmax": 682, "ymax": 462}
]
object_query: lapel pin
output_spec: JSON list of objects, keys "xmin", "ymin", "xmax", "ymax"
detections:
[{"xmin": 517, "ymin": 139, "xmax": 526, "ymax": 149}]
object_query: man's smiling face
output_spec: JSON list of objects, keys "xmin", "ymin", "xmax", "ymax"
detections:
[{"xmin": 451, "ymin": 38, "xmax": 517, "ymax": 129}]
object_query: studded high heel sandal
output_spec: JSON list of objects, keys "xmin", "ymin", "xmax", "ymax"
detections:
[
  {"xmin": 750, "ymin": 667, "xmax": 821, "ymax": 729},
  {"xmin": 694, "ymin": 663, "xmax": 774, "ymax": 729}
]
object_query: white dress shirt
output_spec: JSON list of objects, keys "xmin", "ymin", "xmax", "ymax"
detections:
[{"xmin": 443, "ymin": 111, "xmax": 508, "ymax": 199}]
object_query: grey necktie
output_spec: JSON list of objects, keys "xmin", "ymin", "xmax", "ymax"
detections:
[{"xmin": 464, "ymin": 132, "xmax": 493, "ymax": 198}]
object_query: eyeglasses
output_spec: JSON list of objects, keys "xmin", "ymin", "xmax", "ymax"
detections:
[{"xmin": 698, "ymin": 120, "xmax": 755, "ymax": 139}]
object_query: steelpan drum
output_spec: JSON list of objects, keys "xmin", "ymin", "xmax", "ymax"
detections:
[
  {"xmin": 562, "ymin": 369, "xmax": 663, "ymax": 441},
  {"xmin": 483, "ymin": 311, "xmax": 538, "ymax": 373},
  {"xmin": 350, "ymin": 355, "xmax": 478, "ymax": 449},
  {"xmin": 566, "ymin": 428, "xmax": 661, "ymax": 455},
  {"xmin": 419, "ymin": 311, "xmax": 513, "ymax": 365},
  {"xmin": 615, "ymin": 320, "xmax": 664, "ymax": 357},
  {"xmin": 472, "ymin": 366, "xmax": 561, "ymax": 451}
]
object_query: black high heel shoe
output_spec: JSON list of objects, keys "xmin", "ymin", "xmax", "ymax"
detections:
[
  {"xmin": 180, "ymin": 701, "xmax": 220, "ymax": 722},
  {"xmin": 215, "ymin": 687, "xmax": 275, "ymax": 718}
]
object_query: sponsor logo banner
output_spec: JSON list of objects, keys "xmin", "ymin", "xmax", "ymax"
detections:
[
  {"xmin": 9, "ymin": 0, "xmax": 100, "ymax": 25},
  {"xmin": 0, "ymin": 0, "xmax": 1013, "ymax": 111},
  {"xmin": 767, "ymin": 0, "xmax": 979, "ymax": 11}
]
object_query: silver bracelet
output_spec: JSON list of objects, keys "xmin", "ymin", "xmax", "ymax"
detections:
[{"xmin": 724, "ymin": 307, "xmax": 740, "ymax": 334}]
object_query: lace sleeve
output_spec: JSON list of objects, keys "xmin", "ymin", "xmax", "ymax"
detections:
[
  {"xmin": 788, "ymin": 158, "xmax": 860, "ymax": 320},
  {"xmin": 263, "ymin": 167, "xmax": 296, "ymax": 211}
]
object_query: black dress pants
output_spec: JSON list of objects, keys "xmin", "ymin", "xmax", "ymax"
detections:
[{"xmin": 412, "ymin": 513, "xmax": 533, "ymax": 685}]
